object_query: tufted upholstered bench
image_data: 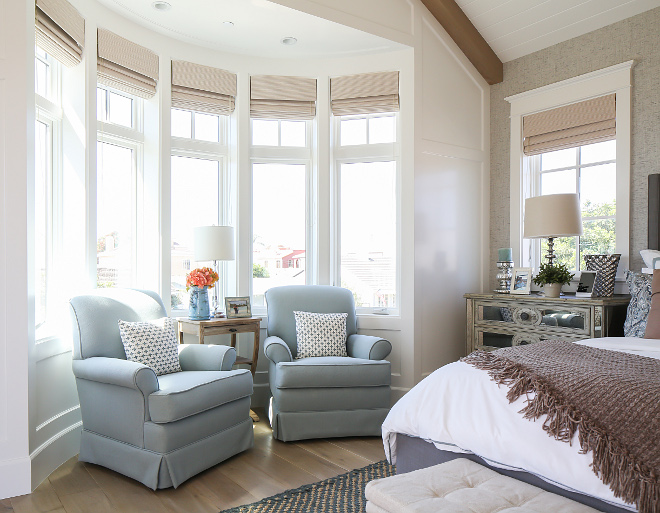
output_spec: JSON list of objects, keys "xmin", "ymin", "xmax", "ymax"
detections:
[{"xmin": 365, "ymin": 459, "xmax": 600, "ymax": 512}]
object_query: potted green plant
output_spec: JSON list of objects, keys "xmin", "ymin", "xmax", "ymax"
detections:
[{"xmin": 533, "ymin": 263, "xmax": 574, "ymax": 298}]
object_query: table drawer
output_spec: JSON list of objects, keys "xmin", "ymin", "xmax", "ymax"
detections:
[
  {"xmin": 474, "ymin": 326, "xmax": 588, "ymax": 352},
  {"xmin": 474, "ymin": 299, "xmax": 591, "ymax": 336}
]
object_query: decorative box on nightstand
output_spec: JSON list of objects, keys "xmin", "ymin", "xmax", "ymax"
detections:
[{"xmin": 464, "ymin": 293, "xmax": 630, "ymax": 355}]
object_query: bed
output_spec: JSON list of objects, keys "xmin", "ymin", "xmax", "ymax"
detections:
[{"xmin": 382, "ymin": 337, "xmax": 660, "ymax": 513}]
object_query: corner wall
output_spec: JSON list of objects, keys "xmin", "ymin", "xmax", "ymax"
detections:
[{"xmin": 490, "ymin": 7, "xmax": 660, "ymax": 287}]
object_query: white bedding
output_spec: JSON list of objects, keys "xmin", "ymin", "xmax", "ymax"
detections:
[{"xmin": 382, "ymin": 337, "xmax": 660, "ymax": 512}]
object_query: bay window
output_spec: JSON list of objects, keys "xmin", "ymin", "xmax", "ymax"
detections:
[
  {"xmin": 96, "ymin": 85, "xmax": 142, "ymax": 288},
  {"xmin": 251, "ymin": 119, "xmax": 311, "ymax": 307},
  {"xmin": 34, "ymin": 47, "xmax": 61, "ymax": 336},
  {"xmin": 334, "ymin": 113, "xmax": 399, "ymax": 312},
  {"xmin": 171, "ymin": 109, "xmax": 228, "ymax": 311}
]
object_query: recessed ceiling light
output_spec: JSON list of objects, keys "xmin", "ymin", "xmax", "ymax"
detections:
[
  {"xmin": 152, "ymin": 1, "xmax": 171, "ymax": 11},
  {"xmin": 223, "ymin": 21, "xmax": 235, "ymax": 27},
  {"xmin": 281, "ymin": 37, "xmax": 297, "ymax": 46}
]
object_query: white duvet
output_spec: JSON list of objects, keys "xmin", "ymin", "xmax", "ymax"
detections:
[{"xmin": 382, "ymin": 337, "xmax": 660, "ymax": 512}]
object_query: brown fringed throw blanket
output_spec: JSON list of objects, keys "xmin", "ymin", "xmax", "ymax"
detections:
[{"xmin": 462, "ymin": 341, "xmax": 660, "ymax": 513}]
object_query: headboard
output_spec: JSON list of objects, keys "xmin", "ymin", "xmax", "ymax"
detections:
[{"xmin": 649, "ymin": 174, "xmax": 660, "ymax": 250}]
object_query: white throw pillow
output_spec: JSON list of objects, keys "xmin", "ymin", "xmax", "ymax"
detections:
[
  {"xmin": 118, "ymin": 317, "xmax": 182, "ymax": 375},
  {"xmin": 294, "ymin": 311, "xmax": 348, "ymax": 359}
]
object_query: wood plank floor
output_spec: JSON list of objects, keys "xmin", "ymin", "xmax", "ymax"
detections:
[{"xmin": 8, "ymin": 410, "xmax": 386, "ymax": 513}]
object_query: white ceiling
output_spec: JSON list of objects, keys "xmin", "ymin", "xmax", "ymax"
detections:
[
  {"xmin": 455, "ymin": 0, "xmax": 660, "ymax": 62},
  {"xmin": 97, "ymin": 0, "xmax": 406, "ymax": 58}
]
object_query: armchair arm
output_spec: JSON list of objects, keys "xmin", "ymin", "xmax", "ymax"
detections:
[
  {"xmin": 347, "ymin": 334, "xmax": 392, "ymax": 361},
  {"xmin": 72, "ymin": 357, "xmax": 158, "ymax": 396},
  {"xmin": 264, "ymin": 336, "xmax": 293, "ymax": 364},
  {"xmin": 178, "ymin": 344, "xmax": 236, "ymax": 371}
]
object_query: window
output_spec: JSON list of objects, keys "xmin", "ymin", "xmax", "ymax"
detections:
[
  {"xmin": 97, "ymin": 87, "xmax": 135, "ymax": 128},
  {"xmin": 251, "ymin": 119, "xmax": 311, "ymax": 307},
  {"xmin": 334, "ymin": 113, "xmax": 399, "ymax": 311},
  {"xmin": 170, "ymin": 109, "xmax": 228, "ymax": 311},
  {"xmin": 526, "ymin": 140, "xmax": 616, "ymax": 271},
  {"xmin": 96, "ymin": 86, "xmax": 142, "ymax": 288},
  {"xmin": 34, "ymin": 46, "xmax": 61, "ymax": 336},
  {"xmin": 507, "ymin": 61, "xmax": 632, "ymax": 278},
  {"xmin": 171, "ymin": 109, "xmax": 222, "ymax": 142}
]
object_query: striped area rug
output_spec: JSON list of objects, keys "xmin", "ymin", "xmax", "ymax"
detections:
[{"xmin": 220, "ymin": 460, "xmax": 394, "ymax": 513}]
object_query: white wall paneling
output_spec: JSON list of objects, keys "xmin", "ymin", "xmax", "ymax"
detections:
[{"xmin": 0, "ymin": 0, "xmax": 32, "ymax": 498}]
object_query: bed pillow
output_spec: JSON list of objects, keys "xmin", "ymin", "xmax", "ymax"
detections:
[
  {"xmin": 623, "ymin": 271, "xmax": 652, "ymax": 338},
  {"xmin": 118, "ymin": 317, "xmax": 182, "ymax": 375},
  {"xmin": 644, "ymin": 270, "xmax": 660, "ymax": 339},
  {"xmin": 640, "ymin": 249, "xmax": 660, "ymax": 270},
  {"xmin": 294, "ymin": 311, "xmax": 348, "ymax": 359}
]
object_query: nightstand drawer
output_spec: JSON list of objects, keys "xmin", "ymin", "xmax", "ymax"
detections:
[
  {"xmin": 475, "ymin": 299, "xmax": 591, "ymax": 336},
  {"xmin": 474, "ymin": 326, "xmax": 588, "ymax": 352}
]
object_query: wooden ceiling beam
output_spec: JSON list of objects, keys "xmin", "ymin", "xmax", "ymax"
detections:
[{"xmin": 421, "ymin": 0, "xmax": 503, "ymax": 85}]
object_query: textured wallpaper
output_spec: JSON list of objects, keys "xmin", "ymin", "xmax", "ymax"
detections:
[{"xmin": 489, "ymin": 7, "xmax": 660, "ymax": 289}]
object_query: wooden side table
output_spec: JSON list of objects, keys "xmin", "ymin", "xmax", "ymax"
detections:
[
  {"xmin": 177, "ymin": 316, "xmax": 261, "ymax": 376},
  {"xmin": 178, "ymin": 316, "xmax": 262, "ymax": 421}
]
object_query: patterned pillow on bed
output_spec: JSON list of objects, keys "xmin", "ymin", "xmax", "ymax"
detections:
[{"xmin": 623, "ymin": 271, "xmax": 652, "ymax": 337}]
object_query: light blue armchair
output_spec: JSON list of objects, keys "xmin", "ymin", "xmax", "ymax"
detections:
[
  {"xmin": 69, "ymin": 289, "xmax": 254, "ymax": 489},
  {"xmin": 264, "ymin": 285, "xmax": 392, "ymax": 442}
]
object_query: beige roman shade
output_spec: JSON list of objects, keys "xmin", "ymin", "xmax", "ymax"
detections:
[
  {"xmin": 97, "ymin": 29, "xmax": 159, "ymax": 99},
  {"xmin": 250, "ymin": 75, "xmax": 317, "ymax": 120},
  {"xmin": 330, "ymin": 71, "xmax": 399, "ymax": 116},
  {"xmin": 523, "ymin": 94, "xmax": 616, "ymax": 156},
  {"xmin": 35, "ymin": 0, "xmax": 85, "ymax": 67},
  {"xmin": 171, "ymin": 60, "xmax": 236, "ymax": 115}
]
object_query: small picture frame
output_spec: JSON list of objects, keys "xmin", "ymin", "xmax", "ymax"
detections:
[
  {"xmin": 225, "ymin": 297, "xmax": 252, "ymax": 318},
  {"xmin": 510, "ymin": 267, "xmax": 532, "ymax": 295}
]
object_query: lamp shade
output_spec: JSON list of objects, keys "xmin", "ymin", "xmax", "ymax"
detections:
[
  {"xmin": 193, "ymin": 226, "xmax": 235, "ymax": 261},
  {"xmin": 524, "ymin": 193, "xmax": 583, "ymax": 238}
]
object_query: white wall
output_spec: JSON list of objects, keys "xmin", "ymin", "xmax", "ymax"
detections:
[{"xmin": 0, "ymin": 0, "xmax": 489, "ymax": 498}]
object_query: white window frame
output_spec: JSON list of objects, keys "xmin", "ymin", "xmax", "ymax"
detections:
[
  {"xmin": 249, "ymin": 118, "xmax": 313, "ymax": 314},
  {"xmin": 35, "ymin": 47, "xmax": 60, "ymax": 104},
  {"xmin": 506, "ymin": 61, "xmax": 632, "ymax": 279},
  {"xmin": 170, "ymin": 110, "xmax": 229, "ymax": 315},
  {"xmin": 34, "ymin": 48, "xmax": 62, "ymax": 341},
  {"xmin": 96, "ymin": 85, "xmax": 144, "ymax": 288},
  {"xmin": 332, "ymin": 112, "xmax": 401, "ymax": 315}
]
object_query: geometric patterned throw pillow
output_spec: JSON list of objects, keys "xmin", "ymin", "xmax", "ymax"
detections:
[
  {"xmin": 623, "ymin": 270, "xmax": 653, "ymax": 338},
  {"xmin": 294, "ymin": 311, "xmax": 348, "ymax": 359},
  {"xmin": 118, "ymin": 317, "xmax": 182, "ymax": 375}
]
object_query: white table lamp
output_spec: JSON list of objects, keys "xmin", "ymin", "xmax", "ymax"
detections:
[
  {"xmin": 194, "ymin": 226, "xmax": 235, "ymax": 316},
  {"xmin": 524, "ymin": 193, "xmax": 583, "ymax": 265}
]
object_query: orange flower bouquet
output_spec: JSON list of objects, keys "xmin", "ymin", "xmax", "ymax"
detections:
[{"xmin": 186, "ymin": 267, "xmax": 219, "ymax": 290}]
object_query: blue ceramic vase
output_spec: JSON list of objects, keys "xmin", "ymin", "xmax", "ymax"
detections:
[{"xmin": 188, "ymin": 286, "xmax": 210, "ymax": 320}]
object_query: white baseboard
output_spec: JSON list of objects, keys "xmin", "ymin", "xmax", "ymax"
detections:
[
  {"xmin": 0, "ymin": 456, "xmax": 31, "ymax": 500},
  {"xmin": 30, "ymin": 422, "xmax": 82, "ymax": 491}
]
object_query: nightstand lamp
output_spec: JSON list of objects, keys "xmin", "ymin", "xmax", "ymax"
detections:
[
  {"xmin": 524, "ymin": 193, "xmax": 583, "ymax": 265},
  {"xmin": 194, "ymin": 225, "xmax": 235, "ymax": 317}
]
